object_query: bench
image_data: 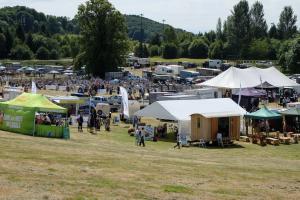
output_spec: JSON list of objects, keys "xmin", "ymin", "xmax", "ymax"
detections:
[
  {"xmin": 266, "ymin": 137, "xmax": 279, "ymax": 145},
  {"xmin": 240, "ymin": 136, "xmax": 250, "ymax": 142}
]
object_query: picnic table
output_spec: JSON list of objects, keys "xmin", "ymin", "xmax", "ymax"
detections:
[
  {"xmin": 279, "ymin": 137, "xmax": 291, "ymax": 145},
  {"xmin": 266, "ymin": 137, "xmax": 279, "ymax": 145},
  {"xmin": 240, "ymin": 136, "xmax": 250, "ymax": 142}
]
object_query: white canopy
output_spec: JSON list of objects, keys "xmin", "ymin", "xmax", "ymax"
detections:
[
  {"xmin": 198, "ymin": 67, "xmax": 299, "ymax": 89},
  {"xmin": 135, "ymin": 98, "xmax": 246, "ymax": 121}
]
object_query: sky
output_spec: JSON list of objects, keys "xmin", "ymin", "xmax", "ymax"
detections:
[{"xmin": 0, "ymin": 0, "xmax": 299, "ymax": 33}]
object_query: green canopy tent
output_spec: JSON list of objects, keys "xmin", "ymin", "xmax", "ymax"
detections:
[
  {"xmin": 245, "ymin": 106, "xmax": 282, "ymax": 120},
  {"xmin": 0, "ymin": 93, "xmax": 69, "ymax": 138},
  {"xmin": 245, "ymin": 106, "xmax": 282, "ymax": 141},
  {"xmin": 279, "ymin": 108, "xmax": 300, "ymax": 133}
]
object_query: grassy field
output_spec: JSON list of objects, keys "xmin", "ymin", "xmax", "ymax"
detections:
[
  {"xmin": 0, "ymin": 59, "xmax": 73, "ymax": 66},
  {"xmin": 0, "ymin": 124, "xmax": 299, "ymax": 200},
  {"xmin": 150, "ymin": 57, "xmax": 207, "ymax": 65}
]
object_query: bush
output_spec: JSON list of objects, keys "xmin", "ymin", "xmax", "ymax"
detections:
[
  {"xmin": 36, "ymin": 46, "xmax": 50, "ymax": 60},
  {"xmin": 10, "ymin": 44, "xmax": 33, "ymax": 60},
  {"xmin": 49, "ymin": 49, "xmax": 60, "ymax": 60},
  {"xmin": 209, "ymin": 40, "xmax": 224, "ymax": 59},
  {"xmin": 162, "ymin": 43, "xmax": 178, "ymax": 59},
  {"xmin": 188, "ymin": 39, "xmax": 208, "ymax": 58},
  {"xmin": 149, "ymin": 45, "xmax": 160, "ymax": 57}
]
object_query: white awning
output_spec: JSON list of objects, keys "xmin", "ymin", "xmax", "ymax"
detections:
[
  {"xmin": 198, "ymin": 66, "xmax": 299, "ymax": 89},
  {"xmin": 135, "ymin": 98, "xmax": 246, "ymax": 120}
]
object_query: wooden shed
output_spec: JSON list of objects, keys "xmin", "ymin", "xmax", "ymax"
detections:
[{"xmin": 191, "ymin": 114, "xmax": 240, "ymax": 142}]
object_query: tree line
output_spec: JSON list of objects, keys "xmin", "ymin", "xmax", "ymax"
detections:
[
  {"xmin": 134, "ymin": 0, "xmax": 299, "ymax": 72},
  {"xmin": 0, "ymin": 6, "xmax": 80, "ymax": 60}
]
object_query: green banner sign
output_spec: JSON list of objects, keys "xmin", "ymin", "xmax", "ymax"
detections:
[{"xmin": 0, "ymin": 106, "xmax": 35, "ymax": 135}]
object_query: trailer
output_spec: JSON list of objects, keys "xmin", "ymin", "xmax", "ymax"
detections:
[{"xmin": 180, "ymin": 70, "xmax": 200, "ymax": 79}]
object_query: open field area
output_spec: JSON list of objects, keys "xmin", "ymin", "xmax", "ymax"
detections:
[
  {"xmin": 0, "ymin": 125, "xmax": 299, "ymax": 200},
  {"xmin": 0, "ymin": 59, "xmax": 73, "ymax": 67},
  {"xmin": 150, "ymin": 57, "xmax": 208, "ymax": 65}
]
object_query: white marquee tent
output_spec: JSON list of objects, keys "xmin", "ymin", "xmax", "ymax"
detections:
[
  {"xmin": 135, "ymin": 98, "xmax": 246, "ymax": 136},
  {"xmin": 198, "ymin": 67, "xmax": 299, "ymax": 89}
]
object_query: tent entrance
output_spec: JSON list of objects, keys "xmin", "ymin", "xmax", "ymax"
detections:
[{"xmin": 218, "ymin": 117, "xmax": 230, "ymax": 137}]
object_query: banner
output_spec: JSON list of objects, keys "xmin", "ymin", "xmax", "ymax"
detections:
[
  {"xmin": 0, "ymin": 106, "xmax": 35, "ymax": 135},
  {"xmin": 32, "ymin": 81, "xmax": 37, "ymax": 94},
  {"xmin": 120, "ymin": 87, "xmax": 129, "ymax": 118}
]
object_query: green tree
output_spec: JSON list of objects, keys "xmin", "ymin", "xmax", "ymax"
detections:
[
  {"xmin": 188, "ymin": 39, "xmax": 208, "ymax": 58},
  {"xmin": 278, "ymin": 6, "xmax": 297, "ymax": 39},
  {"xmin": 285, "ymin": 37, "xmax": 300, "ymax": 73},
  {"xmin": 49, "ymin": 49, "xmax": 60, "ymax": 59},
  {"xmin": 163, "ymin": 27, "xmax": 177, "ymax": 43},
  {"xmin": 16, "ymin": 23, "xmax": 25, "ymax": 42},
  {"xmin": 162, "ymin": 43, "xmax": 178, "ymax": 59},
  {"xmin": 26, "ymin": 33, "xmax": 34, "ymax": 51},
  {"xmin": 268, "ymin": 23, "xmax": 278, "ymax": 39},
  {"xmin": 10, "ymin": 44, "xmax": 33, "ymax": 60},
  {"xmin": 36, "ymin": 46, "xmax": 50, "ymax": 60},
  {"xmin": 149, "ymin": 45, "xmax": 160, "ymax": 57},
  {"xmin": 77, "ymin": 0, "xmax": 129, "ymax": 77},
  {"xmin": 150, "ymin": 33, "xmax": 161, "ymax": 46},
  {"xmin": 250, "ymin": 1, "xmax": 268, "ymax": 38},
  {"xmin": 226, "ymin": 0, "xmax": 251, "ymax": 58},
  {"xmin": 61, "ymin": 45, "xmax": 71, "ymax": 57},
  {"xmin": 209, "ymin": 40, "xmax": 224, "ymax": 59},
  {"xmin": 0, "ymin": 33, "xmax": 7, "ymax": 58},
  {"xmin": 216, "ymin": 18, "xmax": 223, "ymax": 40},
  {"xmin": 248, "ymin": 39, "xmax": 270, "ymax": 59}
]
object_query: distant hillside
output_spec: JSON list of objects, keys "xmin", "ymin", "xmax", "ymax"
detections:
[{"xmin": 125, "ymin": 15, "xmax": 191, "ymax": 42}]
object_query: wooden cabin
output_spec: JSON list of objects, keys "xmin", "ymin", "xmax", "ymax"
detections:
[{"xmin": 191, "ymin": 114, "xmax": 240, "ymax": 142}]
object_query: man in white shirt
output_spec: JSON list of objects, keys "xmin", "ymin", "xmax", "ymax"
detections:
[{"xmin": 217, "ymin": 132, "xmax": 223, "ymax": 147}]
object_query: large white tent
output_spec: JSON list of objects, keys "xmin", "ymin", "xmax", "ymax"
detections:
[
  {"xmin": 135, "ymin": 98, "xmax": 246, "ymax": 136},
  {"xmin": 198, "ymin": 67, "xmax": 299, "ymax": 89}
]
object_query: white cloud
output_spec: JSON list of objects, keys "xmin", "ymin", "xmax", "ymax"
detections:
[{"xmin": 0, "ymin": 0, "xmax": 299, "ymax": 33}]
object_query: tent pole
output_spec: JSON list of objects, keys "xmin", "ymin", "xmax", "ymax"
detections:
[{"xmin": 33, "ymin": 112, "xmax": 36, "ymax": 137}]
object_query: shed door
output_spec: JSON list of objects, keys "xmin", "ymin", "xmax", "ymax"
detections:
[
  {"xmin": 230, "ymin": 117, "xmax": 240, "ymax": 140},
  {"xmin": 211, "ymin": 118, "xmax": 218, "ymax": 141}
]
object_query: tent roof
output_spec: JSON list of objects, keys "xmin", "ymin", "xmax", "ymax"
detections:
[
  {"xmin": 135, "ymin": 98, "xmax": 246, "ymax": 121},
  {"xmin": 1, "ymin": 93, "xmax": 67, "ymax": 113},
  {"xmin": 232, "ymin": 88, "xmax": 266, "ymax": 97},
  {"xmin": 279, "ymin": 108, "xmax": 300, "ymax": 116},
  {"xmin": 245, "ymin": 106, "xmax": 281, "ymax": 119},
  {"xmin": 198, "ymin": 67, "xmax": 299, "ymax": 89}
]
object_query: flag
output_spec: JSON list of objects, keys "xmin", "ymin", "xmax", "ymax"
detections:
[
  {"xmin": 238, "ymin": 82, "xmax": 242, "ymax": 105},
  {"xmin": 120, "ymin": 87, "xmax": 129, "ymax": 118},
  {"xmin": 31, "ymin": 81, "xmax": 37, "ymax": 94}
]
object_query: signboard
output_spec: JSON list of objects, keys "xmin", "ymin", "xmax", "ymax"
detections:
[{"xmin": 0, "ymin": 107, "xmax": 35, "ymax": 135}]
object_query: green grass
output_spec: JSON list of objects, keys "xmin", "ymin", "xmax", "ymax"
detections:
[
  {"xmin": 0, "ymin": 125, "xmax": 299, "ymax": 199},
  {"xmin": 0, "ymin": 59, "xmax": 73, "ymax": 66},
  {"xmin": 163, "ymin": 185, "xmax": 193, "ymax": 194},
  {"xmin": 150, "ymin": 56, "xmax": 207, "ymax": 65}
]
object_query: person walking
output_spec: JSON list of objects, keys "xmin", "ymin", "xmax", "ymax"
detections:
[
  {"xmin": 135, "ymin": 128, "xmax": 140, "ymax": 146},
  {"xmin": 77, "ymin": 113, "xmax": 83, "ymax": 132},
  {"xmin": 173, "ymin": 133, "xmax": 181, "ymax": 149},
  {"xmin": 139, "ymin": 127, "xmax": 145, "ymax": 147}
]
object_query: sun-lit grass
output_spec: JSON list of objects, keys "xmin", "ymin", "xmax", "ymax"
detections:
[
  {"xmin": 150, "ymin": 57, "xmax": 207, "ymax": 65},
  {"xmin": 0, "ymin": 124, "xmax": 299, "ymax": 199}
]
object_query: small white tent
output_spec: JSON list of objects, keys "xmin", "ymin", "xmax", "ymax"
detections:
[
  {"xmin": 135, "ymin": 98, "xmax": 246, "ymax": 136},
  {"xmin": 198, "ymin": 67, "xmax": 299, "ymax": 89}
]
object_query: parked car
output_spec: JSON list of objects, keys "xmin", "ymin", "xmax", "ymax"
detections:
[
  {"xmin": 91, "ymin": 96, "xmax": 109, "ymax": 106},
  {"xmin": 108, "ymin": 95, "xmax": 122, "ymax": 105}
]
